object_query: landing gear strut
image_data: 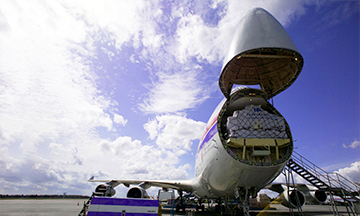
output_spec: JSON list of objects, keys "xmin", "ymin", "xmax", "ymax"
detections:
[
  {"xmin": 176, "ymin": 190, "xmax": 185, "ymax": 212},
  {"xmin": 235, "ymin": 188, "xmax": 251, "ymax": 216},
  {"xmin": 215, "ymin": 198, "xmax": 224, "ymax": 213},
  {"xmin": 195, "ymin": 199, "xmax": 205, "ymax": 211}
]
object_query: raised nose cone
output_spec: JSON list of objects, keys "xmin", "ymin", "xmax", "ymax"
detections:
[{"xmin": 219, "ymin": 8, "xmax": 304, "ymax": 98}]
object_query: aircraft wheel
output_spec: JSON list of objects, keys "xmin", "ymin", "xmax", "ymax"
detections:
[
  {"xmin": 176, "ymin": 205, "xmax": 184, "ymax": 212},
  {"xmin": 215, "ymin": 204, "xmax": 220, "ymax": 212}
]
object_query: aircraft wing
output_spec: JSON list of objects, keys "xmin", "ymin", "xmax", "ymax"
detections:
[
  {"xmin": 88, "ymin": 178, "xmax": 194, "ymax": 192},
  {"xmin": 265, "ymin": 183, "xmax": 317, "ymax": 193},
  {"xmin": 265, "ymin": 183, "xmax": 285, "ymax": 193}
]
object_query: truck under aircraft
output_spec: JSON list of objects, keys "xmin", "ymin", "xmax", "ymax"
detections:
[{"xmin": 89, "ymin": 8, "xmax": 305, "ymax": 215}]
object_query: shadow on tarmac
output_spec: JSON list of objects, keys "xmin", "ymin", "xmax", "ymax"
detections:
[{"xmin": 161, "ymin": 204, "xmax": 347, "ymax": 216}]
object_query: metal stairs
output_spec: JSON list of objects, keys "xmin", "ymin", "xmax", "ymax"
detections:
[{"xmin": 287, "ymin": 151, "xmax": 360, "ymax": 215}]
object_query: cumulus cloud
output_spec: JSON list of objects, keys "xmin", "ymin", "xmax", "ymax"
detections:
[
  {"xmin": 0, "ymin": 133, "xmax": 195, "ymax": 195},
  {"xmin": 94, "ymin": 136, "xmax": 193, "ymax": 182},
  {"xmin": 144, "ymin": 115, "xmax": 206, "ymax": 152},
  {"xmin": 0, "ymin": 145, "xmax": 90, "ymax": 194},
  {"xmin": 113, "ymin": 114, "xmax": 128, "ymax": 126},
  {"xmin": 342, "ymin": 140, "xmax": 360, "ymax": 149},
  {"xmin": 174, "ymin": 13, "xmax": 225, "ymax": 64},
  {"xmin": 336, "ymin": 161, "xmax": 360, "ymax": 183}
]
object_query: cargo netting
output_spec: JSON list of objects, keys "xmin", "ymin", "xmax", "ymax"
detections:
[{"xmin": 227, "ymin": 104, "xmax": 288, "ymax": 139}]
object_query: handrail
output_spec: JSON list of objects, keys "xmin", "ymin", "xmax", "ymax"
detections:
[
  {"xmin": 291, "ymin": 151, "xmax": 335, "ymax": 187},
  {"xmin": 78, "ymin": 194, "xmax": 93, "ymax": 216},
  {"xmin": 291, "ymin": 151, "xmax": 360, "ymax": 196},
  {"xmin": 331, "ymin": 172, "xmax": 360, "ymax": 194}
]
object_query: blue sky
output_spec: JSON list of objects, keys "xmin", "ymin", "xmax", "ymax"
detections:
[{"xmin": 0, "ymin": 0, "xmax": 358, "ymax": 196}]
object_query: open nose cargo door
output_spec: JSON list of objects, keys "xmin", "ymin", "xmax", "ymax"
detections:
[{"xmin": 219, "ymin": 8, "xmax": 304, "ymax": 98}]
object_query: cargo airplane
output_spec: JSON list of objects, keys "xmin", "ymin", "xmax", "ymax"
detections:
[{"xmin": 89, "ymin": 8, "xmax": 319, "ymax": 215}]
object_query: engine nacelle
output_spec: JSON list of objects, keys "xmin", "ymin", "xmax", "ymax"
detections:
[
  {"xmin": 305, "ymin": 190, "xmax": 327, "ymax": 204},
  {"xmin": 94, "ymin": 184, "xmax": 116, "ymax": 197},
  {"xmin": 126, "ymin": 186, "xmax": 149, "ymax": 198},
  {"xmin": 278, "ymin": 189, "xmax": 306, "ymax": 208}
]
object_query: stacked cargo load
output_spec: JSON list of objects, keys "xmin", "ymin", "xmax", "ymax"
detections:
[
  {"xmin": 217, "ymin": 88, "xmax": 293, "ymax": 165},
  {"xmin": 227, "ymin": 104, "xmax": 288, "ymax": 139}
]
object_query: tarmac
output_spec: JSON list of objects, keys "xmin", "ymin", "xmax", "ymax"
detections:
[
  {"xmin": 161, "ymin": 204, "xmax": 356, "ymax": 216},
  {"xmin": 0, "ymin": 199, "xmax": 356, "ymax": 216},
  {"xmin": 0, "ymin": 199, "xmax": 88, "ymax": 216}
]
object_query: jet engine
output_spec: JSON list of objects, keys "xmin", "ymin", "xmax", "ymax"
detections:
[
  {"xmin": 126, "ymin": 186, "xmax": 149, "ymax": 198},
  {"xmin": 94, "ymin": 184, "xmax": 116, "ymax": 197},
  {"xmin": 305, "ymin": 190, "xmax": 327, "ymax": 204},
  {"xmin": 278, "ymin": 189, "xmax": 306, "ymax": 208}
]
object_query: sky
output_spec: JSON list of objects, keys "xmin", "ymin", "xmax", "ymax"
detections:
[{"xmin": 0, "ymin": 0, "xmax": 359, "ymax": 197}]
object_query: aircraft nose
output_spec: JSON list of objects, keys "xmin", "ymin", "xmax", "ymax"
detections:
[{"xmin": 219, "ymin": 7, "xmax": 303, "ymax": 98}]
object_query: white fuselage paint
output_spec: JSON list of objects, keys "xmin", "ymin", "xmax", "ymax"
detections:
[
  {"xmin": 191, "ymin": 94, "xmax": 287, "ymax": 199},
  {"xmin": 188, "ymin": 8, "xmax": 300, "ymax": 199}
]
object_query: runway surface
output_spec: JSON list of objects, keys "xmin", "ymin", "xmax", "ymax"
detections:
[
  {"xmin": 0, "ymin": 199, "xmax": 355, "ymax": 216},
  {"xmin": 0, "ymin": 199, "xmax": 87, "ymax": 216}
]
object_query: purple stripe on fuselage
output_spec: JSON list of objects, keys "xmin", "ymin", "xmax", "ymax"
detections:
[
  {"xmin": 90, "ymin": 197, "xmax": 159, "ymax": 206},
  {"xmin": 198, "ymin": 123, "xmax": 217, "ymax": 152}
]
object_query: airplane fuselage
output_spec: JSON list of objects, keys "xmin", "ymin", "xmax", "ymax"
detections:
[{"xmin": 192, "ymin": 88, "xmax": 293, "ymax": 198}]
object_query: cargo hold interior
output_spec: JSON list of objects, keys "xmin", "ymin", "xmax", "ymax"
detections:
[{"xmin": 218, "ymin": 88, "xmax": 293, "ymax": 166}]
